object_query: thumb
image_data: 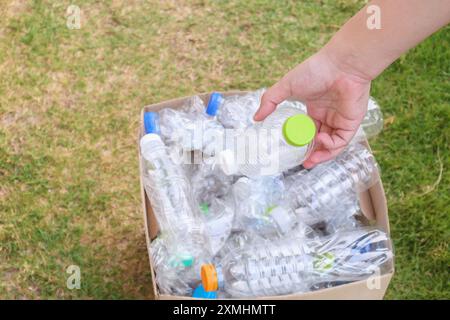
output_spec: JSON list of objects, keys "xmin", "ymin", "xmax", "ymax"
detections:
[{"xmin": 254, "ymin": 78, "xmax": 292, "ymax": 121}]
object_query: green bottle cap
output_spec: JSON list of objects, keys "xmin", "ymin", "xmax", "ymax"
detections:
[{"xmin": 282, "ymin": 114, "xmax": 316, "ymax": 147}]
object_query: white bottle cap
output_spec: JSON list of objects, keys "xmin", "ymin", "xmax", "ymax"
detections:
[{"xmin": 218, "ymin": 149, "xmax": 238, "ymax": 175}]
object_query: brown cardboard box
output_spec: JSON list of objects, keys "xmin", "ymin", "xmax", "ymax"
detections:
[{"xmin": 139, "ymin": 91, "xmax": 394, "ymax": 300}]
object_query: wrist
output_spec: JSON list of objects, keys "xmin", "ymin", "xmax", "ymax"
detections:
[{"xmin": 321, "ymin": 34, "xmax": 383, "ymax": 82}]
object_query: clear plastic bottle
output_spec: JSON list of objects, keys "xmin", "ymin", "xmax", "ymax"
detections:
[
  {"xmin": 140, "ymin": 112, "xmax": 212, "ymax": 264},
  {"xmin": 213, "ymin": 231, "xmax": 257, "ymax": 262},
  {"xmin": 352, "ymin": 97, "xmax": 384, "ymax": 142},
  {"xmin": 286, "ymin": 143, "xmax": 380, "ymax": 225},
  {"xmin": 201, "ymin": 228, "xmax": 393, "ymax": 297},
  {"xmin": 158, "ymin": 96, "xmax": 224, "ymax": 156},
  {"xmin": 191, "ymin": 163, "xmax": 234, "ymax": 206},
  {"xmin": 362, "ymin": 97, "xmax": 384, "ymax": 138},
  {"xmin": 212, "ymin": 90, "xmax": 309, "ymax": 129},
  {"xmin": 201, "ymin": 196, "xmax": 235, "ymax": 255},
  {"xmin": 212, "ymin": 90, "xmax": 265, "ymax": 129},
  {"xmin": 231, "ymin": 176, "xmax": 297, "ymax": 237},
  {"xmin": 150, "ymin": 237, "xmax": 198, "ymax": 296},
  {"xmin": 218, "ymin": 106, "xmax": 316, "ymax": 176},
  {"xmin": 212, "ymin": 90, "xmax": 381, "ymax": 141}
]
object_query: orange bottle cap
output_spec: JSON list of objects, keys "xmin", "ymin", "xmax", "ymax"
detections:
[{"xmin": 201, "ymin": 264, "xmax": 218, "ymax": 291}]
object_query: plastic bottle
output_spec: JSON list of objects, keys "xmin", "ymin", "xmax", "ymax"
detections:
[
  {"xmin": 324, "ymin": 199, "xmax": 365, "ymax": 235},
  {"xmin": 352, "ymin": 97, "xmax": 384, "ymax": 143},
  {"xmin": 201, "ymin": 228, "xmax": 393, "ymax": 297},
  {"xmin": 201, "ymin": 197, "xmax": 235, "ymax": 255},
  {"xmin": 212, "ymin": 89, "xmax": 381, "ymax": 137},
  {"xmin": 362, "ymin": 97, "xmax": 384, "ymax": 138},
  {"xmin": 150, "ymin": 237, "xmax": 197, "ymax": 296},
  {"xmin": 158, "ymin": 96, "xmax": 224, "ymax": 156},
  {"xmin": 212, "ymin": 90, "xmax": 264, "ymax": 129},
  {"xmin": 231, "ymin": 176, "xmax": 297, "ymax": 237},
  {"xmin": 285, "ymin": 143, "xmax": 379, "ymax": 225},
  {"xmin": 191, "ymin": 163, "xmax": 234, "ymax": 206},
  {"xmin": 213, "ymin": 231, "xmax": 257, "ymax": 262},
  {"xmin": 218, "ymin": 106, "xmax": 316, "ymax": 176},
  {"xmin": 140, "ymin": 112, "xmax": 211, "ymax": 264}
]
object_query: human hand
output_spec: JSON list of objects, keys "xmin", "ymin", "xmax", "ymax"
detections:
[{"xmin": 254, "ymin": 49, "xmax": 372, "ymax": 169}]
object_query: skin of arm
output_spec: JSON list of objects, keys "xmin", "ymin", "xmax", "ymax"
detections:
[
  {"xmin": 326, "ymin": 0, "xmax": 450, "ymax": 80},
  {"xmin": 254, "ymin": 0, "xmax": 450, "ymax": 168}
]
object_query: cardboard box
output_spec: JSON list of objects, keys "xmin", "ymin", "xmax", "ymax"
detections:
[{"xmin": 139, "ymin": 91, "xmax": 395, "ymax": 300}]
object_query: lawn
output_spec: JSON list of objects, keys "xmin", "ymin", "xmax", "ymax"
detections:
[{"xmin": 0, "ymin": 0, "xmax": 448, "ymax": 299}]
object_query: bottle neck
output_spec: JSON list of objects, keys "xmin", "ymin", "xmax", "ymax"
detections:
[{"xmin": 216, "ymin": 265, "xmax": 225, "ymax": 289}]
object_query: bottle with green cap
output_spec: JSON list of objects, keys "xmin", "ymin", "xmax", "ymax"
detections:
[{"xmin": 218, "ymin": 107, "xmax": 316, "ymax": 177}]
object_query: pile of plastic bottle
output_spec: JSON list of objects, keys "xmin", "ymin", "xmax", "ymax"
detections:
[{"xmin": 140, "ymin": 89, "xmax": 394, "ymax": 298}]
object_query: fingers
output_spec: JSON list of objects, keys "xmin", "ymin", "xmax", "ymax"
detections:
[
  {"xmin": 303, "ymin": 147, "xmax": 346, "ymax": 169},
  {"xmin": 254, "ymin": 79, "xmax": 292, "ymax": 121},
  {"xmin": 303, "ymin": 130, "xmax": 355, "ymax": 169},
  {"xmin": 315, "ymin": 130, "xmax": 351, "ymax": 150}
]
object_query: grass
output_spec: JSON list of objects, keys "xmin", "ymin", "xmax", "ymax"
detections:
[{"xmin": 0, "ymin": 0, "xmax": 448, "ymax": 299}]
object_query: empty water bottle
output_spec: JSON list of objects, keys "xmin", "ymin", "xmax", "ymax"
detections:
[
  {"xmin": 200, "ymin": 228, "xmax": 392, "ymax": 297},
  {"xmin": 159, "ymin": 96, "xmax": 224, "ymax": 156},
  {"xmin": 213, "ymin": 231, "xmax": 258, "ymax": 262},
  {"xmin": 352, "ymin": 97, "xmax": 384, "ymax": 143},
  {"xmin": 140, "ymin": 112, "xmax": 211, "ymax": 264},
  {"xmin": 324, "ymin": 200, "xmax": 365, "ymax": 235},
  {"xmin": 231, "ymin": 176, "xmax": 297, "ymax": 237},
  {"xmin": 158, "ymin": 100, "xmax": 197, "ymax": 147},
  {"xmin": 286, "ymin": 143, "xmax": 379, "ymax": 225},
  {"xmin": 202, "ymin": 197, "xmax": 235, "ymax": 255},
  {"xmin": 150, "ymin": 237, "xmax": 198, "ymax": 296},
  {"xmin": 362, "ymin": 97, "xmax": 384, "ymax": 138},
  {"xmin": 191, "ymin": 163, "xmax": 234, "ymax": 206},
  {"xmin": 218, "ymin": 106, "xmax": 316, "ymax": 176},
  {"xmin": 212, "ymin": 90, "xmax": 265, "ymax": 129}
]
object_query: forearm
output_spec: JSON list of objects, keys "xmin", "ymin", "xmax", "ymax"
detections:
[{"xmin": 323, "ymin": 0, "xmax": 450, "ymax": 80}]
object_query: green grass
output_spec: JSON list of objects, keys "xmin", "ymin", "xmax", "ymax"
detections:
[{"xmin": 0, "ymin": 0, "xmax": 448, "ymax": 299}]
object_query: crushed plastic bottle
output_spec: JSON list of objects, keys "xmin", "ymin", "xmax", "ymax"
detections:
[
  {"xmin": 201, "ymin": 197, "xmax": 235, "ymax": 255},
  {"xmin": 324, "ymin": 200, "xmax": 365, "ymax": 235},
  {"xmin": 159, "ymin": 96, "xmax": 224, "ymax": 156},
  {"xmin": 285, "ymin": 143, "xmax": 379, "ymax": 225},
  {"xmin": 362, "ymin": 97, "xmax": 384, "ymax": 138},
  {"xmin": 231, "ymin": 176, "xmax": 297, "ymax": 237},
  {"xmin": 213, "ymin": 231, "xmax": 257, "ymax": 262},
  {"xmin": 140, "ymin": 112, "xmax": 212, "ymax": 266},
  {"xmin": 158, "ymin": 97, "xmax": 199, "ymax": 147},
  {"xmin": 191, "ymin": 163, "xmax": 234, "ymax": 206},
  {"xmin": 201, "ymin": 228, "xmax": 393, "ymax": 297},
  {"xmin": 150, "ymin": 237, "xmax": 197, "ymax": 296},
  {"xmin": 218, "ymin": 106, "xmax": 316, "ymax": 176},
  {"xmin": 213, "ymin": 90, "xmax": 265, "ymax": 129},
  {"xmin": 352, "ymin": 97, "xmax": 384, "ymax": 143}
]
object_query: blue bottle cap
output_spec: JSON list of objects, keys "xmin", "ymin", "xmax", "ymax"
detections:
[
  {"xmin": 206, "ymin": 92, "xmax": 223, "ymax": 116},
  {"xmin": 144, "ymin": 112, "xmax": 161, "ymax": 135},
  {"xmin": 192, "ymin": 284, "xmax": 218, "ymax": 299}
]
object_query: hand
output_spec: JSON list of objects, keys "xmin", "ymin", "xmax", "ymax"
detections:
[{"xmin": 254, "ymin": 49, "xmax": 372, "ymax": 169}]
